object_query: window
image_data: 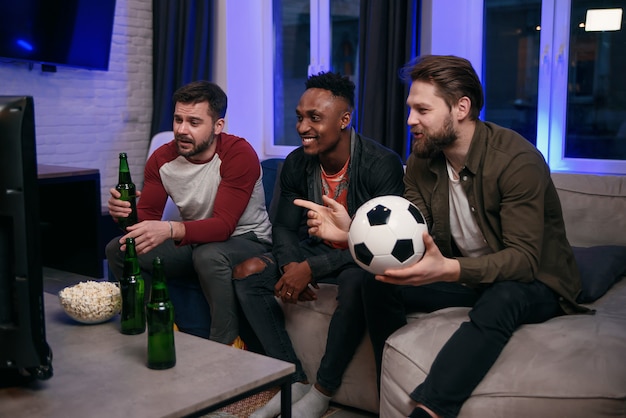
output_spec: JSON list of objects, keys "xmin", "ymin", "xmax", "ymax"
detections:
[
  {"xmin": 563, "ymin": 1, "xmax": 626, "ymax": 161},
  {"xmin": 483, "ymin": 0, "xmax": 541, "ymax": 146},
  {"xmin": 484, "ymin": 0, "xmax": 626, "ymax": 174},
  {"xmin": 268, "ymin": 0, "xmax": 360, "ymax": 155}
]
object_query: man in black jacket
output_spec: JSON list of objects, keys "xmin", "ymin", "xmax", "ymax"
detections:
[{"xmin": 233, "ymin": 72, "xmax": 405, "ymax": 418}]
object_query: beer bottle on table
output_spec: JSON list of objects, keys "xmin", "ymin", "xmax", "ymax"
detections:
[
  {"xmin": 146, "ymin": 257, "xmax": 176, "ymax": 369},
  {"xmin": 116, "ymin": 152, "xmax": 138, "ymax": 231},
  {"xmin": 119, "ymin": 237, "xmax": 145, "ymax": 335}
]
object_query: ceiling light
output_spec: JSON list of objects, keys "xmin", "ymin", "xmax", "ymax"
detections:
[{"xmin": 585, "ymin": 8, "xmax": 622, "ymax": 32}]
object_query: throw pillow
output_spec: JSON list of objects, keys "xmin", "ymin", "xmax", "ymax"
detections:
[{"xmin": 573, "ymin": 246, "xmax": 626, "ymax": 303}]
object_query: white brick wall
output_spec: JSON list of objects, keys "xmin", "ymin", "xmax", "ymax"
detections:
[{"xmin": 0, "ymin": 0, "xmax": 152, "ymax": 211}]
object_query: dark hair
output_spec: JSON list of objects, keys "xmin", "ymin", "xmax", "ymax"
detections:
[
  {"xmin": 172, "ymin": 81, "xmax": 228, "ymax": 120},
  {"xmin": 305, "ymin": 72, "xmax": 355, "ymax": 109},
  {"xmin": 400, "ymin": 55, "xmax": 484, "ymax": 120}
]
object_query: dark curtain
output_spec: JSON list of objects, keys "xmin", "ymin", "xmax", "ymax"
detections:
[
  {"xmin": 357, "ymin": 0, "xmax": 420, "ymax": 161},
  {"xmin": 151, "ymin": 0, "xmax": 214, "ymax": 138}
]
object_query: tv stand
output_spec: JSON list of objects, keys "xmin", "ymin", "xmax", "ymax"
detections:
[{"xmin": 37, "ymin": 165, "xmax": 103, "ymax": 278}]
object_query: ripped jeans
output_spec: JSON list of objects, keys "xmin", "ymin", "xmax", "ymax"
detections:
[{"xmin": 233, "ymin": 243, "xmax": 370, "ymax": 390}]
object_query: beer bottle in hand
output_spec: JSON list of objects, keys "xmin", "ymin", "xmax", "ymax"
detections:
[
  {"xmin": 116, "ymin": 152, "xmax": 138, "ymax": 231},
  {"xmin": 147, "ymin": 257, "xmax": 176, "ymax": 369},
  {"xmin": 119, "ymin": 237, "xmax": 145, "ymax": 335}
]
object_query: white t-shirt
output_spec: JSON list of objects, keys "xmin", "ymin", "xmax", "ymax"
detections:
[{"xmin": 446, "ymin": 160, "xmax": 492, "ymax": 258}]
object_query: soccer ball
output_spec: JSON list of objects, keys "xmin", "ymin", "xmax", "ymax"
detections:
[{"xmin": 348, "ymin": 195, "xmax": 428, "ymax": 275}]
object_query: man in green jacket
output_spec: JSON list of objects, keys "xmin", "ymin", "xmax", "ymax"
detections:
[{"xmin": 296, "ymin": 55, "xmax": 585, "ymax": 418}]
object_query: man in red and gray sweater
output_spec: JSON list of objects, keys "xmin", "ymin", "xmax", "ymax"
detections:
[{"xmin": 106, "ymin": 81, "xmax": 272, "ymax": 346}]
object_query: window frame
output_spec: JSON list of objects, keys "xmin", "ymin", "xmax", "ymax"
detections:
[
  {"xmin": 538, "ymin": 0, "xmax": 626, "ymax": 174},
  {"xmin": 264, "ymin": 0, "xmax": 333, "ymax": 157}
]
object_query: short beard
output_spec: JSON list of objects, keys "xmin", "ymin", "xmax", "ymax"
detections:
[
  {"xmin": 411, "ymin": 115, "xmax": 457, "ymax": 158},
  {"xmin": 176, "ymin": 130, "xmax": 215, "ymax": 158}
]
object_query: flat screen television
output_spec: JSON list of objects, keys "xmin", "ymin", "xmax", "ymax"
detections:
[
  {"xmin": 0, "ymin": 96, "xmax": 53, "ymax": 386},
  {"xmin": 0, "ymin": 0, "xmax": 117, "ymax": 71}
]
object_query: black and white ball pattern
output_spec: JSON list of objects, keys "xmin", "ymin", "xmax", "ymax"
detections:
[{"xmin": 348, "ymin": 195, "xmax": 427, "ymax": 275}]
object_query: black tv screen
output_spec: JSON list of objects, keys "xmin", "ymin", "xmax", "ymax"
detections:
[{"xmin": 0, "ymin": 0, "xmax": 117, "ymax": 71}]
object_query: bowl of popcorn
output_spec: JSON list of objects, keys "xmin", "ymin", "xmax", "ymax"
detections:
[{"xmin": 58, "ymin": 281, "xmax": 122, "ymax": 324}]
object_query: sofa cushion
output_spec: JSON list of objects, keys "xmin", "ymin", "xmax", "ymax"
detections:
[
  {"xmin": 573, "ymin": 245, "xmax": 626, "ymax": 303},
  {"xmin": 260, "ymin": 158, "xmax": 284, "ymax": 222},
  {"xmin": 552, "ymin": 173, "xmax": 626, "ymax": 247},
  {"xmin": 380, "ymin": 279, "xmax": 626, "ymax": 418}
]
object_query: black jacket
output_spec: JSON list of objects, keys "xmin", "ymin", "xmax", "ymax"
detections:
[{"xmin": 272, "ymin": 129, "xmax": 405, "ymax": 279}]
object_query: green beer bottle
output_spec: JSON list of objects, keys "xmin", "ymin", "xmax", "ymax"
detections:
[
  {"xmin": 116, "ymin": 152, "xmax": 138, "ymax": 231},
  {"xmin": 119, "ymin": 237, "xmax": 145, "ymax": 335},
  {"xmin": 146, "ymin": 257, "xmax": 176, "ymax": 369}
]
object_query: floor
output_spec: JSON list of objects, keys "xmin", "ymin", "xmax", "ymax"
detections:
[{"xmin": 43, "ymin": 267, "xmax": 378, "ymax": 417}]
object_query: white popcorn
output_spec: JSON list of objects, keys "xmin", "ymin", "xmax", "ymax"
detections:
[{"xmin": 59, "ymin": 281, "xmax": 122, "ymax": 323}]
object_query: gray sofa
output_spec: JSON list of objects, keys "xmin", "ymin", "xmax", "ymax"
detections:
[
  {"xmin": 281, "ymin": 172, "xmax": 626, "ymax": 416},
  {"xmin": 165, "ymin": 164, "xmax": 626, "ymax": 415}
]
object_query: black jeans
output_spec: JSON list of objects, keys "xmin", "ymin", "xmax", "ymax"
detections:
[
  {"xmin": 363, "ymin": 279, "xmax": 562, "ymax": 418},
  {"xmin": 234, "ymin": 241, "xmax": 369, "ymax": 390}
]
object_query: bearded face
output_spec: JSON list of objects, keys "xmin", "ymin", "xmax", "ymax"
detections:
[
  {"xmin": 411, "ymin": 112, "xmax": 458, "ymax": 158},
  {"xmin": 406, "ymin": 80, "xmax": 466, "ymax": 159},
  {"xmin": 172, "ymin": 101, "xmax": 221, "ymax": 162},
  {"xmin": 176, "ymin": 128, "xmax": 215, "ymax": 159}
]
